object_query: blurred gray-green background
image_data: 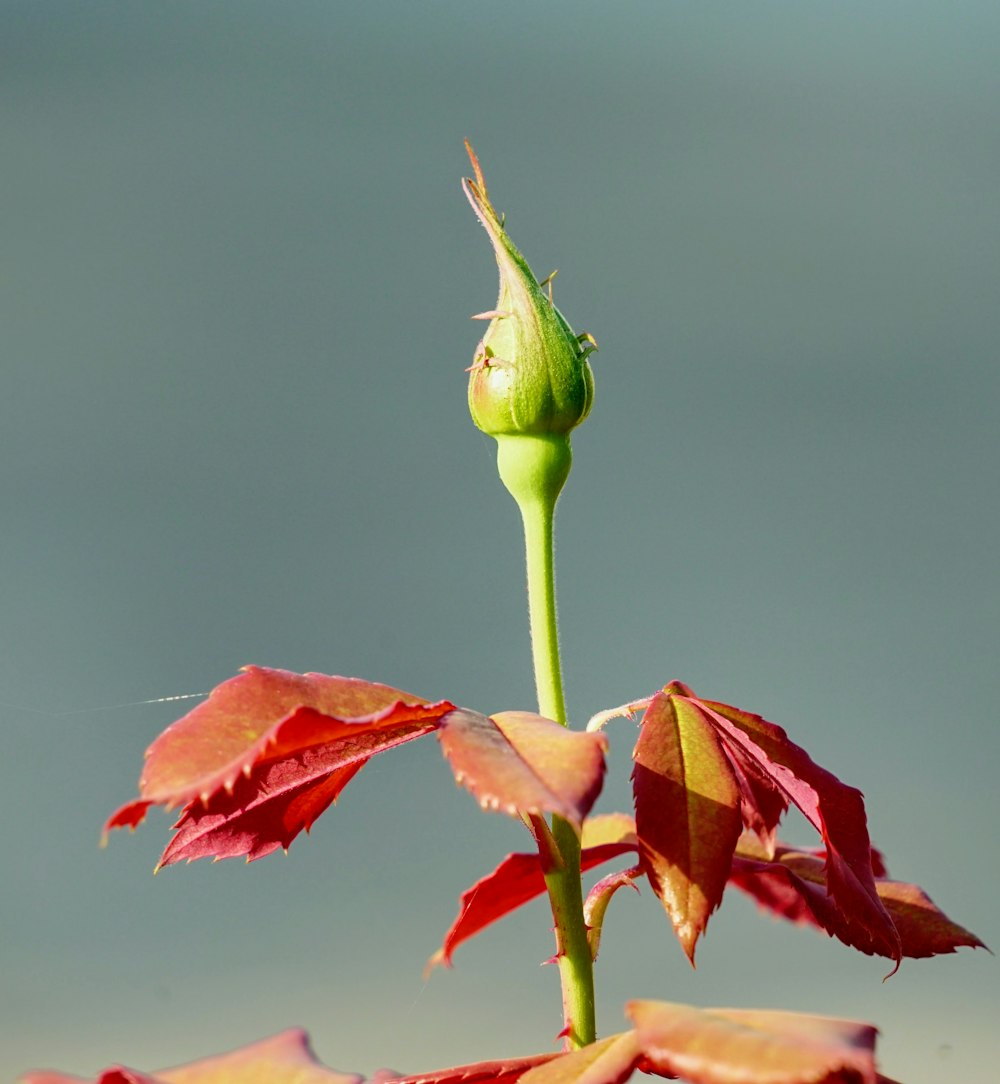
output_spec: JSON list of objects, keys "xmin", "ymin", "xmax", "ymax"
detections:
[{"xmin": 3, "ymin": 3, "xmax": 997, "ymax": 1081}]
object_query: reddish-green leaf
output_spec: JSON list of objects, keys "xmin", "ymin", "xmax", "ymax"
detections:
[
  {"xmin": 429, "ymin": 814, "xmax": 639, "ymax": 969},
  {"xmin": 584, "ymin": 865, "xmax": 643, "ymax": 961},
  {"xmin": 105, "ymin": 667, "xmax": 455, "ymax": 866},
  {"xmin": 675, "ymin": 689, "xmax": 901, "ymax": 964},
  {"xmin": 632, "ymin": 692, "xmax": 743, "ymax": 962},
  {"xmin": 438, "ymin": 709, "xmax": 607, "ymax": 827},
  {"xmin": 517, "ymin": 1033, "xmax": 643, "ymax": 1084},
  {"xmin": 21, "ymin": 1030, "xmax": 361, "ymax": 1084},
  {"xmin": 627, "ymin": 1000, "xmax": 880, "ymax": 1084},
  {"xmin": 730, "ymin": 836, "xmax": 987, "ymax": 961},
  {"xmin": 378, "ymin": 1053, "xmax": 558, "ymax": 1084}
]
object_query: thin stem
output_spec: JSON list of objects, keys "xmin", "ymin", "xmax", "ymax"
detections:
[
  {"xmin": 519, "ymin": 495, "xmax": 567, "ymax": 726},
  {"xmin": 516, "ymin": 487, "xmax": 597, "ymax": 1050}
]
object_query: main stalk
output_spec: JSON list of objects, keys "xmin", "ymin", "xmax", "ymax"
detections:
[{"xmin": 497, "ymin": 435, "xmax": 597, "ymax": 1050}]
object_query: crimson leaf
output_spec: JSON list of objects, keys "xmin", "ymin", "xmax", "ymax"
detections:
[
  {"xmin": 106, "ymin": 667, "xmax": 455, "ymax": 867},
  {"xmin": 106, "ymin": 669, "xmax": 608, "ymax": 869},
  {"xmin": 693, "ymin": 692, "xmax": 901, "ymax": 963},
  {"xmin": 632, "ymin": 692, "xmax": 743, "ymax": 962},
  {"xmin": 630, "ymin": 684, "xmax": 901, "ymax": 965},
  {"xmin": 730, "ymin": 835, "xmax": 988, "ymax": 962},
  {"xmin": 429, "ymin": 814, "xmax": 638, "ymax": 968}
]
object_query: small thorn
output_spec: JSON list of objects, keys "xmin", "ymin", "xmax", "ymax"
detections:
[
  {"xmin": 537, "ymin": 268, "xmax": 559, "ymax": 303},
  {"xmin": 470, "ymin": 309, "xmax": 509, "ymax": 321}
]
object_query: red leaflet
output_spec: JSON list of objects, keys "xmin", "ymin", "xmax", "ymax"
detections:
[
  {"xmin": 430, "ymin": 814, "xmax": 639, "ymax": 968},
  {"xmin": 20, "ymin": 1030, "xmax": 361, "ymax": 1084},
  {"xmin": 627, "ymin": 1000, "xmax": 880, "ymax": 1084},
  {"xmin": 377, "ymin": 1054, "xmax": 558, "ymax": 1084},
  {"xmin": 105, "ymin": 669, "xmax": 609, "ymax": 869},
  {"xmin": 632, "ymin": 693, "xmax": 743, "ymax": 963},
  {"xmin": 730, "ymin": 836, "xmax": 988, "ymax": 962},
  {"xmin": 693, "ymin": 693, "xmax": 901, "ymax": 963},
  {"xmin": 630, "ymin": 685, "xmax": 902, "ymax": 966},
  {"xmin": 437, "ymin": 709, "xmax": 607, "ymax": 827},
  {"xmin": 105, "ymin": 667, "xmax": 455, "ymax": 867}
]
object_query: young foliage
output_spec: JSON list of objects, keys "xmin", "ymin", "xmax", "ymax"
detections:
[
  {"xmin": 30, "ymin": 145, "xmax": 986, "ymax": 1084},
  {"xmin": 621, "ymin": 682, "xmax": 902, "ymax": 965},
  {"xmin": 105, "ymin": 667, "xmax": 606, "ymax": 868}
]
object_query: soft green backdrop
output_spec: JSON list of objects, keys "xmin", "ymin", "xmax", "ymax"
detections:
[{"xmin": 3, "ymin": 3, "xmax": 997, "ymax": 1082}]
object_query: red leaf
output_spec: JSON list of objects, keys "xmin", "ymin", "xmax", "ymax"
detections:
[
  {"xmin": 21, "ymin": 1030, "xmax": 361, "ymax": 1084},
  {"xmin": 730, "ymin": 837, "xmax": 988, "ymax": 961},
  {"xmin": 378, "ymin": 1053, "xmax": 558, "ymax": 1084},
  {"xmin": 438, "ymin": 709, "xmax": 607, "ymax": 827},
  {"xmin": 105, "ymin": 667, "xmax": 455, "ymax": 866},
  {"xmin": 517, "ymin": 1033, "xmax": 643, "ymax": 1084},
  {"xmin": 627, "ymin": 1000, "xmax": 880, "ymax": 1084},
  {"xmin": 429, "ymin": 814, "xmax": 639, "ymax": 969},
  {"xmin": 719, "ymin": 742, "xmax": 788, "ymax": 854},
  {"xmin": 632, "ymin": 693, "xmax": 743, "ymax": 963},
  {"xmin": 679, "ymin": 691, "xmax": 901, "ymax": 964}
]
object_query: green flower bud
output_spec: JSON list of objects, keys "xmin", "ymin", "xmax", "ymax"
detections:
[{"xmin": 463, "ymin": 143, "xmax": 596, "ymax": 441}]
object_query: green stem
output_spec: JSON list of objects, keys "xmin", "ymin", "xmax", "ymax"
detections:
[
  {"xmin": 497, "ymin": 434, "xmax": 597, "ymax": 1050},
  {"xmin": 519, "ymin": 489, "xmax": 567, "ymax": 725}
]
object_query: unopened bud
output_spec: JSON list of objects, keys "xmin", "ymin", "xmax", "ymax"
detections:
[{"xmin": 463, "ymin": 143, "xmax": 596, "ymax": 441}]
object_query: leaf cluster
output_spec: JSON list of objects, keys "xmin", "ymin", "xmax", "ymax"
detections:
[{"xmin": 33, "ymin": 665, "xmax": 975, "ymax": 1084}]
